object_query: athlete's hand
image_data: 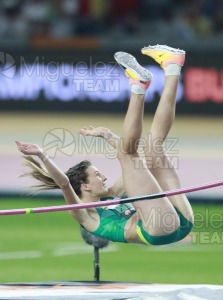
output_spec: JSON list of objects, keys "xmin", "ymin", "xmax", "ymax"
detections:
[
  {"xmin": 15, "ymin": 141, "xmax": 43, "ymax": 156},
  {"xmin": 79, "ymin": 126, "xmax": 111, "ymax": 138}
]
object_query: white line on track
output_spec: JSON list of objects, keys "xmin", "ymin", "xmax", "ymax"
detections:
[
  {"xmin": 0, "ymin": 242, "xmax": 117, "ymax": 260},
  {"xmin": 0, "ymin": 251, "xmax": 42, "ymax": 260}
]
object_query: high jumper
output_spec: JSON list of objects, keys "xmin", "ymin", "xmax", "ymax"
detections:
[{"xmin": 16, "ymin": 45, "xmax": 194, "ymax": 246}]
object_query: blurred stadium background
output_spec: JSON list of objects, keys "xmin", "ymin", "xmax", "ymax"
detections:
[{"xmin": 0, "ymin": 0, "xmax": 223, "ymax": 286}]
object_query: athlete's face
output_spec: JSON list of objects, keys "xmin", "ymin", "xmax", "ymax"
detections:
[{"xmin": 83, "ymin": 166, "xmax": 108, "ymax": 198}]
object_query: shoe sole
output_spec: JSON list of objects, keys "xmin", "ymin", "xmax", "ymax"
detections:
[{"xmin": 114, "ymin": 52, "xmax": 152, "ymax": 82}]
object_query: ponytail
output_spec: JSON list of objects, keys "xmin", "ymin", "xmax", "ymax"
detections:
[{"xmin": 21, "ymin": 155, "xmax": 59, "ymax": 193}]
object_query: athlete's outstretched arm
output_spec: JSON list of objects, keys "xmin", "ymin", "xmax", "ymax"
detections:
[{"xmin": 15, "ymin": 140, "xmax": 88, "ymax": 223}]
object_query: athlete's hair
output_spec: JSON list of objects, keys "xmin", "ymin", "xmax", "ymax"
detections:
[
  {"xmin": 66, "ymin": 160, "xmax": 91, "ymax": 197},
  {"xmin": 21, "ymin": 156, "xmax": 91, "ymax": 197}
]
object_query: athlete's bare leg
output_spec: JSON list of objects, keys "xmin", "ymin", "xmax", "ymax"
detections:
[
  {"xmin": 142, "ymin": 45, "xmax": 194, "ymax": 224},
  {"xmin": 114, "ymin": 52, "xmax": 180, "ymax": 236}
]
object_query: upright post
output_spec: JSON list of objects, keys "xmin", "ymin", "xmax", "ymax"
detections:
[{"xmin": 80, "ymin": 226, "xmax": 109, "ymax": 281}]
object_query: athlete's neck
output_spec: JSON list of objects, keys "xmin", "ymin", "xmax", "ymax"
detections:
[{"xmin": 81, "ymin": 195, "xmax": 100, "ymax": 203}]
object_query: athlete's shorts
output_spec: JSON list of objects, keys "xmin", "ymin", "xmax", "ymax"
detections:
[{"xmin": 136, "ymin": 208, "xmax": 193, "ymax": 246}]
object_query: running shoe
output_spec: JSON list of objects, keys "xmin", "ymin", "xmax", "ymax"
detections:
[
  {"xmin": 141, "ymin": 45, "xmax": 185, "ymax": 69},
  {"xmin": 114, "ymin": 52, "xmax": 153, "ymax": 82}
]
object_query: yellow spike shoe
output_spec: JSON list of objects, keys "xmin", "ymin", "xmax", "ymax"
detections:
[{"xmin": 141, "ymin": 45, "xmax": 185, "ymax": 69}]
